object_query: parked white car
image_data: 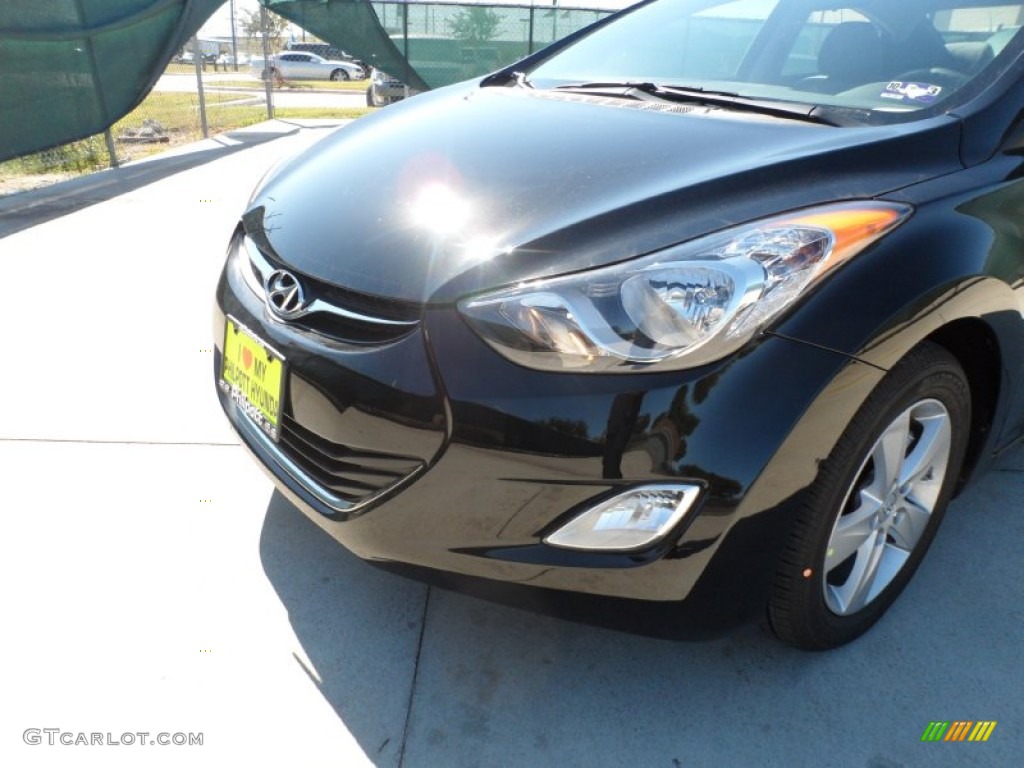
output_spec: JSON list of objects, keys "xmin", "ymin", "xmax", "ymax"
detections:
[
  {"xmin": 251, "ymin": 52, "xmax": 363, "ymax": 82},
  {"xmin": 216, "ymin": 52, "xmax": 250, "ymax": 67}
]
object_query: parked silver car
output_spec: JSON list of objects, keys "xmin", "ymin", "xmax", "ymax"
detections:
[{"xmin": 253, "ymin": 52, "xmax": 363, "ymax": 82}]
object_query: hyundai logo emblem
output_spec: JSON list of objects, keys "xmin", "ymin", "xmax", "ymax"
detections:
[{"xmin": 265, "ymin": 269, "xmax": 306, "ymax": 318}]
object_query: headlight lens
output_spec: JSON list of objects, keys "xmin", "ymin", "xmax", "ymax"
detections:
[{"xmin": 458, "ymin": 202, "xmax": 910, "ymax": 372}]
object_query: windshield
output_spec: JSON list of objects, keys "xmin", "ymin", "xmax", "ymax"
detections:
[{"xmin": 527, "ymin": 0, "xmax": 1024, "ymax": 121}]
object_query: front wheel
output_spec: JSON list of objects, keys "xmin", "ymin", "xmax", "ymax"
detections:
[
  {"xmin": 330, "ymin": 69, "xmax": 350, "ymax": 81},
  {"xmin": 768, "ymin": 342, "xmax": 970, "ymax": 650}
]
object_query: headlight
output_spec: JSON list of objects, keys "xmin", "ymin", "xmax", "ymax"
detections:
[{"xmin": 458, "ymin": 201, "xmax": 910, "ymax": 373}]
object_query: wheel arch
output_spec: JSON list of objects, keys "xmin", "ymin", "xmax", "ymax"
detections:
[{"xmin": 925, "ymin": 318, "xmax": 1002, "ymax": 493}]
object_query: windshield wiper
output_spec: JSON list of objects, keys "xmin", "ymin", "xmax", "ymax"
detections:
[
  {"xmin": 481, "ymin": 69, "xmax": 534, "ymax": 88},
  {"xmin": 551, "ymin": 81, "xmax": 847, "ymax": 127},
  {"xmin": 557, "ymin": 81, "xmax": 741, "ymax": 97}
]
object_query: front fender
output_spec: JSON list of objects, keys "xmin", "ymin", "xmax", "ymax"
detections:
[{"xmin": 773, "ymin": 186, "xmax": 1024, "ymax": 460}]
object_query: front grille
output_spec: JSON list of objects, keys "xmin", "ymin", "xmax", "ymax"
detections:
[
  {"xmin": 242, "ymin": 235, "xmax": 421, "ymax": 345},
  {"xmin": 278, "ymin": 413, "xmax": 426, "ymax": 505},
  {"xmin": 288, "ymin": 283, "xmax": 420, "ymax": 344}
]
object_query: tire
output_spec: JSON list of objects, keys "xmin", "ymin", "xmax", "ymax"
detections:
[
  {"xmin": 330, "ymin": 69, "xmax": 350, "ymax": 82},
  {"xmin": 366, "ymin": 87, "xmax": 374, "ymax": 107},
  {"xmin": 768, "ymin": 342, "xmax": 970, "ymax": 650}
]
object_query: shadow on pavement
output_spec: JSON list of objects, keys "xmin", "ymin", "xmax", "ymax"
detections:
[
  {"xmin": 259, "ymin": 491, "xmax": 427, "ymax": 767},
  {"xmin": 260, "ymin": 460, "xmax": 1023, "ymax": 767},
  {"xmin": 0, "ymin": 121, "xmax": 339, "ymax": 238}
]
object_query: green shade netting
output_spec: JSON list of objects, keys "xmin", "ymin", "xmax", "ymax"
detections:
[
  {"xmin": 0, "ymin": 0, "xmax": 222, "ymax": 162},
  {"xmin": 0, "ymin": 0, "xmax": 612, "ymax": 162},
  {"xmin": 263, "ymin": 0, "xmax": 612, "ymax": 91}
]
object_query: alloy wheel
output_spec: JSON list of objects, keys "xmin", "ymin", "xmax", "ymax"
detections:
[{"xmin": 822, "ymin": 399, "xmax": 952, "ymax": 615}]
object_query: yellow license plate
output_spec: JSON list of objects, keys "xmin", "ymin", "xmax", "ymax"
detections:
[{"xmin": 220, "ymin": 317, "xmax": 285, "ymax": 441}]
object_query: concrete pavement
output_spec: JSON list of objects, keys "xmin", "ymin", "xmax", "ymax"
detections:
[{"xmin": 0, "ymin": 120, "xmax": 1021, "ymax": 767}]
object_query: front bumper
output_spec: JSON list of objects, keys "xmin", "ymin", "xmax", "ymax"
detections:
[
  {"xmin": 373, "ymin": 83, "xmax": 406, "ymax": 102},
  {"xmin": 215, "ymin": 243, "xmax": 886, "ymax": 633}
]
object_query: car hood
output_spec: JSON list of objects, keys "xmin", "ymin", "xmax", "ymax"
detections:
[{"xmin": 243, "ymin": 84, "xmax": 963, "ymax": 304}]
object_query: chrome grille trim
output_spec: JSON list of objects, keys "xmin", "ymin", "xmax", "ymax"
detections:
[{"xmin": 243, "ymin": 236, "xmax": 418, "ymax": 329}]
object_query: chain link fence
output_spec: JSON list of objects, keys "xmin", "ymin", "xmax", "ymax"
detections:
[
  {"xmin": 267, "ymin": 0, "xmax": 614, "ymax": 92},
  {"xmin": 0, "ymin": 30, "xmax": 278, "ymax": 197},
  {"xmin": 0, "ymin": 1, "xmax": 615, "ymax": 197},
  {"xmin": 373, "ymin": 2, "xmax": 611, "ymax": 88}
]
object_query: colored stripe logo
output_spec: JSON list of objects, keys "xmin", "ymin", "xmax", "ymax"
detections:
[{"xmin": 921, "ymin": 721, "xmax": 997, "ymax": 742}]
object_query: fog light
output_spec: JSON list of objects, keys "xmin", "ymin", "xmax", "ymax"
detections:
[{"xmin": 544, "ymin": 484, "xmax": 702, "ymax": 552}]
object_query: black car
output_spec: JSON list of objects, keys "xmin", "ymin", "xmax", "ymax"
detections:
[{"xmin": 215, "ymin": 0, "xmax": 1024, "ymax": 649}]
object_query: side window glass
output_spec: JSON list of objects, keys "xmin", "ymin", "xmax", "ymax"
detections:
[{"xmin": 933, "ymin": 5, "xmax": 1023, "ymax": 59}]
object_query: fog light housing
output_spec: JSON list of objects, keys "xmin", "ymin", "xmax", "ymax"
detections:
[{"xmin": 544, "ymin": 484, "xmax": 702, "ymax": 552}]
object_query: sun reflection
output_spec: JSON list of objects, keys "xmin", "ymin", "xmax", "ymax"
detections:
[
  {"xmin": 460, "ymin": 235, "xmax": 511, "ymax": 265},
  {"xmin": 409, "ymin": 183, "xmax": 472, "ymax": 235}
]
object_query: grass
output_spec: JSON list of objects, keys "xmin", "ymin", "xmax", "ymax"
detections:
[
  {"xmin": 162, "ymin": 62, "xmax": 369, "ymax": 91},
  {"xmin": 0, "ymin": 90, "xmax": 371, "ymax": 190},
  {"xmin": 195, "ymin": 105, "xmax": 372, "ymax": 133},
  {"xmin": 116, "ymin": 91, "xmax": 252, "ymax": 129},
  {"xmin": 164, "ymin": 62, "xmax": 197, "ymax": 75},
  {"xmin": 163, "ymin": 62, "xmax": 261, "ymax": 76},
  {"xmin": 276, "ymin": 106, "xmax": 372, "ymax": 119},
  {"xmin": 210, "ymin": 78, "xmax": 368, "ymax": 91}
]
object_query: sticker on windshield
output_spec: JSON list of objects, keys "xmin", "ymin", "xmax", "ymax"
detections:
[{"xmin": 880, "ymin": 81, "xmax": 942, "ymax": 105}]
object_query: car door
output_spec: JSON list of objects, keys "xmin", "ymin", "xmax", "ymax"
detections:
[
  {"xmin": 967, "ymin": 113, "xmax": 1024, "ymax": 452},
  {"xmin": 284, "ymin": 53, "xmax": 311, "ymax": 78},
  {"xmin": 283, "ymin": 53, "xmax": 303, "ymax": 78},
  {"xmin": 274, "ymin": 53, "xmax": 294, "ymax": 77},
  {"xmin": 299, "ymin": 54, "xmax": 321, "ymax": 79},
  {"xmin": 945, "ymin": 15, "xmax": 1024, "ymax": 452}
]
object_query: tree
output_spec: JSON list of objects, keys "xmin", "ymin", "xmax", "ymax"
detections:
[
  {"xmin": 448, "ymin": 7, "xmax": 501, "ymax": 43},
  {"xmin": 239, "ymin": 7, "xmax": 290, "ymax": 53}
]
